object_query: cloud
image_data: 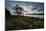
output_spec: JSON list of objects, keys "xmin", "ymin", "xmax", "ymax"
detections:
[{"xmin": 5, "ymin": 1, "xmax": 44, "ymax": 16}]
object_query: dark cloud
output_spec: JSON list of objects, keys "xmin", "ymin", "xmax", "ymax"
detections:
[
  {"xmin": 31, "ymin": 8, "xmax": 38, "ymax": 10},
  {"xmin": 38, "ymin": 8, "xmax": 44, "ymax": 11}
]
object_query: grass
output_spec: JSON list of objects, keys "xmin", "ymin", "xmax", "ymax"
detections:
[{"xmin": 5, "ymin": 15, "xmax": 44, "ymax": 30}]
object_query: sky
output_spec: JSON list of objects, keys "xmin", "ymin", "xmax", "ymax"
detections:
[
  {"xmin": 5, "ymin": 0, "xmax": 44, "ymax": 18},
  {"xmin": 8, "ymin": 0, "xmax": 44, "ymax": 2}
]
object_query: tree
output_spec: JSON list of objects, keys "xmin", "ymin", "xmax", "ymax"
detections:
[{"xmin": 12, "ymin": 4, "xmax": 23, "ymax": 15}]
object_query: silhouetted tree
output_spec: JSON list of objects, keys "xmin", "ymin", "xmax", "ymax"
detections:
[
  {"xmin": 13, "ymin": 4, "xmax": 23, "ymax": 15},
  {"xmin": 5, "ymin": 8, "xmax": 11, "ymax": 16}
]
